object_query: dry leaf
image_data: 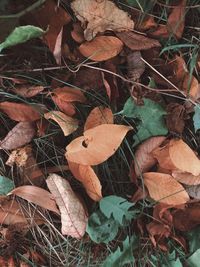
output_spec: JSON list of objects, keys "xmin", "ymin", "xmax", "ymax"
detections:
[
  {"xmin": 143, "ymin": 172, "xmax": 189, "ymax": 205},
  {"xmin": 116, "ymin": 31, "xmax": 161, "ymax": 51},
  {"xmin": 134, "ymin": 136, "xmax": 166, "ymax": 177},
  {"xmin": 71, "ymin": 22, "xmax": 85, "ymax": 43},
  {"xmin": 53, "ymin": 27, "xmax": 63, "ymax": 65},
  {"xmin": 9, "ymin": 186, "xmax": 60, "ymax": 214},
  {"xmin": 12, "ymin": 85, "xmax": 44, "ymax": 98},
  {"xmin": 0, "ymin": 196, "xmax": 28, "ymax": 225},
  {"xmin": 166, "ymin": 103, "xmax": 186, "ymax": 134},
  {"xmin": 66, "ymin": 124, "xmax": 132, "ymax": 165},
  {"xmin": 0, "ymin": 122, "xmax": 36, "ymax": 150},
  {"xmin": 71, "ymin": 0, "xmax": 134, "ymax": 41},
  {"xmin": 127, "ymin": 51, "xmax": 146, "ymax": 81},
  {"xmin": 152, "ymin": 139, "xmax": 200, "ymax": 176},
  {"xmin": 52, "ymin": 86, "xmax": 86, "ymax": 103},
  {"xmin": 172, "ymin": 170, "xmax": 200, "ymax": 185},
  {"xmin": 46, "ymin": 173, "xmax": 88, "ymax": 238},
  {"xmin": 44, "ymin": 111, "xmax": 79, "ymax": 136},
  {"xmin": 184, "ymin": 184, "xmax": 200, "ymax": 199},
  {"xmin": 84, "ymin": 106, "xmax": 113, "ymax": 131},
  {"xmin": 79, "ymin": 36, "xmax": 123, "ymax": 62},
  {"xmin": 0, "ymin": 102, "xmax": 42, "ymax": 122},
  {"xmin": 52, "ymin": 96, "xmax": 76, "ymax": 117},
  {"xmin": 68, "ymin": 161, "xmax": 102, "ymax": 201}
]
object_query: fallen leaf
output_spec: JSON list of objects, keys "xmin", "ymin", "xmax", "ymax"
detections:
[
  {"xmin": 12, "ymin": 85, "xmax": 44, "ymax": 98},
  {"xmin": 193, "ymin": 105, "xmax": 200, "ymax": 132},
  {"xmin": 127, "ymin": 51, "xmax": 145, "ymax": 81},
  {"xmin": 79, "ymin": 36, "xmax": 123, "ymax": 62},
  {"xmin": 84, "ymin": 106, "xmax": 113, "ymax": 131},
  {"xmin": 46, "ymin": 173, "xmax": 88, "ymax": 238},
  {"xmin": 52, "ymin": 96, "xmax": 76, "ymax": 117},
  {"xmin": 166, "ymin": 103, "xmax": 186, "ymax": 134},
  {"xmin": 0, "ymin": 102, "xmax": 42, "ymax": 122},
  {"xmin": 68, "ymin": 161, "xmax": 102, "ymax": 201},
  {"xmin": 71, "ymin": 22, "xmax": 85, "ymax": 43},
  {"xmin": 172, "ymin": 171, "xmax": 200, "ymax": 185},
  {"xmin": 52, "ymin": 86, "xmax": 86, "ymax": 103},
  {"xmin": 0, "ymin": 176, "xmax": 14, "ymax": 195},
  {"xmin": 185, "ymin": 184, "xmax": 200, "ymax": 199},
  {"xmin": 9, "ymin": 186, "xmax": 60, "ymax": 214},
  {"xmin": 44, "ymin": 111, "xmax": 79, "ymax": 136},
  {"xmin": 153, "ymin": 139, "xmax": 200, "ymax": 176},
  {"xmin": 53, "ymin": 27, "xmax": 63, "ymax": 65},
  {"xmin": 0, "ymin": 196, "xmax": 28, "ymax": 225},
  {"xmin": 71, "ymin": 0, "xmax": 134, "ymax": 41},
  {"xmin": 116, "ymin": 31, "xmax": 161, "ymax": 51},
  {"xmin": 143, "ymin": 172, "xmax": 189, "ymax": 205},
  {"xmin": 66, "ymin": 124, "xmax": 132, "ymax": 165},
  {"xmin": 134, "ymin": 136, "xmax": 166, "ymax": 177},
  {"xmin": 0, "ymin": 122, "xmax": 36, "ymax": 150}
]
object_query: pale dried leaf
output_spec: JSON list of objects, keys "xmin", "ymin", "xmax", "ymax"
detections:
[
  {"xmin": 143, "ymin": 172, "xmax": 189, "ymax": 205},
  {"xmin": 84, "ymin": 106, "xmax": 113, "ymax": 131},
  {"xmin": 44, "ymin": 111, "xmax": 79, "ymax": 136},
  {"xmin": 0, "ymin": 122, "xmax": 36, "ymax": 150},
  {"xmin": 185, "ymin": 184, "xmax": 200, "ymax": 199},
  {"xmin": 79, "ymin": 36, "xmax": 123, "ymax": 62},
  {"xmin": 12, "ymin": 85, "xmax": 44, "ymax": 98},
  {"xmin": 53, "ymin": 27, "xmax": 63, "ymax": 65},
  {"xmin": 134, "ymin": 136, "xmax": 166, "ymax": 177},
  {"xmin": 9, "ymin": 186, "xmax": 60, "ymax": 214},
  {"xmin": 127, "ymin": 51, "xmax": 145, "ymax": 81},
  {"xmin": 46, "ymin": 173, "xmax": 88, "ymax": 238},
  {"xmin": 71, "ymin": 0, "xmax": 134, "ymax": 41},
  {"xmin": 68, "ymin": 161, "xmax": 102, "ymax": 201},
  {"xmin": 116, "ymin": 31, "xmax": 161, "ymax": 51},
  {"xmin": 172, "ymin": 170, "xmax": 200, "ymax": 185},
  {"xmin": 65, "ymin": 124, "xmax": 132, "ymax": 165}
]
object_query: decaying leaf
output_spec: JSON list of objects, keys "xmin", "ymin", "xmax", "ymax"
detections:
[
  {"xmin": 143, "ymin": 172, "xmax": 189, "ymax": 205},
  {"xmin": 44, "ymin": 111, "xmax": 79, "ymax": 136},
  {"xmin": 84, "ymin": 106, "xmax": 113, "ymax": 131},
  {"xmin": 68, "ymin": 161, "xmax": 102, "ymax": 201},
  {"xmin": 66, "ymin": 124, "xmax": 132, "ymax": 165},
  {"xmin": 46, "ymin": 173, "xmax": 88, "ymax": 238},
  {"xmin": 172, "ymin": 171, "xmax": 200, "ymax": 186},
  {"xmin": 116, "ymin": 31, "xmax": 161, "ymax": 51},
  {"xmin": 153, "ymin": 139, "xmax": 200, "ymax": 176},
  {"xmin": 79, "ymin": 36, "xmax": 123, "ymax": 61},
  {"xmin": 9, "ymin": 186, "xmax": 60, "ymax": 214},
  {"xmin": 11, "ymin": 85, "xmax": 44, "ymax": 98},
  {"xmin": 52, "ymin": 96, "xmax": 76, "ymax": 117},
  {"xmin": 134, "ymin": 136, "xmax": 166, "ymax": 177},
  {"xmin": 185, "ymin": 184, "xmax": 200, "ymax": 199},
  {"xmin": 0, "ymin": 102, "xmax": 43, "ymax": 122},
  {"xmin": 0, "ymin": 122, "xmax": 36, "ymax": 150},
  {"xmin": 127, "ymin": 51, "xmax": 145, "ymax": 81},
  {"xmin": 71, "ymin": 22, "xmax": 85, "ymax": 43},
  {"xmin": 71, "ymin": 0, "xmax": 134, "ymax": 41},
  {"xmin": 52, "ymin": 86, "xmax": 86, "ymax": 103}
]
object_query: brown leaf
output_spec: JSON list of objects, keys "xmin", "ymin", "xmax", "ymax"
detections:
[
  {"xmin": 66, "ymin": 124, "xmax": 132, "ymax": 165},
  {"xmin": 79, "ymin": 36, "xmax": 123, "ymax": 62},
  {"xmin": 152, "ymin": 139, "xmax": 200, "ymax": 176},
  {"xmin": 52, "ymin": 86, "xmax": 87, "ymax": 103},
  {"xmin": 166, "ymin": 103, "xmax": 186, "ymax": 134},
  {"xmin": 0, "ymin": 196, "xmax": 28, "ymax": 225},
  {"xmin": 52, "ymin": 96, "xmax": 76, "ymax": 117},
  {"xmin": 71, "ymin": 0, "xmax": 134, "ymax": 41},
  {"xmin": 0, "ymin": 122, "xmax": 36, "ymax": 150},
  {"xmin": 11, "ymin": 85, "xmax": 44, "ymax": 98},
  {"xmin": 0, "ymin": 102, "xmax": 42, "ymax": 122},
  {"xmin": 84, "ymin": 106, "xmax": 113, "ymax": 131},
  {"xmin": 44, "ymin": 111, "xmax": 79, "ymax": 136},
  {"xmin": 53, "ymin": 27, "xmax": 63, "ymax": 65},
  {"xmin": 143, "ymin": 172, "xmax": 189, "ymax": 205},
  {"xmin": 68, "ymin": 161, "xmax": 102, "ymax": 201},
  {"xmin": 184, "ymin": 184, "xmax": 200, "ymax": 199},
  {"xmin": 9, "ymin": 186, "xmax": 60, "ymax": 214},
  {"xmin": 71, "ymin": 22, "xmax": 85, "ymax": 43},
  {"xmin": 172, "ymin": 170, "xmax": 200, "ymax": 185},
  {"xmin": 127, "ymin": 51, "xmax": 145, "ymax": 81},
  {"xmin": 134, "ymin": 136, "xmax": 166, "ymax": 177},
  {"xmin": 46, "ymin": 173, "xmax": 88, "ymax": 238},
  {"xmin": 116, "ymin": 31, "xmax": 161, "ymax": 51}
]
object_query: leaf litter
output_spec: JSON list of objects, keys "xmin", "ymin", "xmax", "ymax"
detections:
[{"xmin": 0, "ymin": 0, "xmax": 200, "ymax": 265}]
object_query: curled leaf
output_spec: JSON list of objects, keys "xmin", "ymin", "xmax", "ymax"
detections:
[
  {"xmin": 172, "ymin": 171, "xmax": 200, "ymax": 185},
  {"xmin": 66, "ymin": 124, "xmax": 132, "ymax": 165},
  {"xmin": 143, "ymin": 172, "xmax": 189, "ymax": 205},
  {"xmin": 46, "ymin": 173, "xmax": 88, "ymax": 238}
]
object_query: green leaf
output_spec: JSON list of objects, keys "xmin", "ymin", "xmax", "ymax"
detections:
[
  {"xmin": 86, "ymin": 210, "xmax": 118, "ymax": 244},
  {"xmin": 187, "ymin": 249, "xmax": 200, "ymax": 267},
  {"xmin": 0, "ymin": 175, "xmax": 14, "ymax": 194},
  {"xmin": 0, "ymin": 25, "xmax": 45, "ymax": 52},
  {"xmin": 103, "ymin": 235, "xmax": 138, "ymax": 267},
  {"xmin": 99, "ymin": 195, "xmax": 138, "ymax": 225},
  {"xmin": 193, "ymin": 105, "xmax": 200, "ymax": 132},
  {"xmin": 122, "ymin": 97, "xmax": 168, "ymax": 145},
  {"xmin": 187, "ymin": 226, "xmax": 200, "ymax": 253}
]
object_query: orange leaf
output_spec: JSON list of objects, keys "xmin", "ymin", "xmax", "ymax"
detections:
[
  {"xmin": 79, "ymin": 36, "xmax": 123, "ymax": 62},
  {"xmin": 52, "ymin": 96, "xmax": 76, "ymax": 116},
  {"xmin": 46, "ymin": 173, "xmax": 88, "ymax": 238},
  {"xmin": 134, "ymin": 136, "xmax": 166, "ymax": 176},
  {"xmin": 84, "ymin": 106, "xmax": 113, "ymax": 131},
  {"xmin": 143, "ymin": 172, "xmax": 189, "ymax": 205},
  {"xmin": 65, "ymin": 124, "xmax": 132, "ymax": 165},
  {"xmin": 9, "ymin": 186, "xmax": 60, "ymax": 214},
  {"xmin": 68, "ymin": 161, "xmax": 102, "ymax": 201},
  {"xmin": 44, "ymin": 111, "xmax": 79, "ymax": 136},
  {"xmin": 53, "ymin": 86, "xmax": 86, "ymax": 103},
  {"xmin": 0, "ymin": 102, "xmax": 42, "ymax": 122},
  {"xmin": 172, "ymin": 170, "xmax": 200, "ymax": 185}
]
